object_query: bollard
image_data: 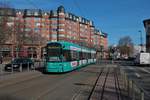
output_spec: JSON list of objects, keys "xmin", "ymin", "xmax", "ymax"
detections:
[
  {"xmin": 128, "ymin": 80, "xmax": 131, "ymax": 98},
  {"xmin": 0, "ymin": 64, "xmax": 1, "ymax": 79},
  {"xmin": 121, "ymin": 70, "xmax": 125, "ymax": 95},
  {"xmin": 141, "ymin": 91, "xmax": 144, "ymax": 100},
  {"xmin": 125, "ymin": 73, "xmax": 127, "ymax": 91},
  {"xmin": 39, "ymin": 61, "xmax": 41, "ymax": 68},
  {"xmin": 20, "ymin": 63, "xmax": 22, "ymax": 72},
  {"xmin": 11, "ymin": 64, "xmax": 13, "ymax": 73},
  {"xmin": 33, "ymin": 62, "xmax": 35, "ymax": 71},
  {"xmin": 0, "ymin": 64, "xmax": 4, "ymax": 79},
  {"xmin": 130, "ymin": 80, "xmax": 133, "ymax": 99},
  {"xmin": 127, "ymin": 80, "xmax": 130, "ymax": 97},
  {"xmin": 27, "ymin": 62, "xmax": 30, "ymax": 71},
  {"xmin": 111, "ymin": 60, "xmax": 114, "ymax": 64},
  {"xmin": 0, "ymin": 64, "xmax": 3, "ymax": 76},
  {"xmin": 123, "ymin": 71, "xmax": 125, "ymax": 88},
  {"xmin": 41, "ymin": 61, "xmax": 43, "ymax": 68},
  {"xmin": 132, "ymin": 82, "xmax": 135, "ymax": 100}
]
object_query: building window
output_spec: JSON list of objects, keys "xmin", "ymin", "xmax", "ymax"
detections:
[
  {"xmin": 51, "ymin": 23, "xmax": 58, "ymax": 26},
  {"xmin": 26, "ymin": 10, "xmax": 32, "ymax": 16},
  {"xmin": 34, "ymin": 18, "xmax": 41, "ymax": 21},
  {"xmin": 58, "ymin": 18, "xmax": 64, "ymax": 20},
  {"xmin": 34, "ymin": 12, "xmax": 39, "ymax": 16},
  {"xmin": 51, "ymin": 34, "xmax": 57, "ymax": 38},
  {"xmin": 67, "ymin": 35, "xmax": 70, "ymax": 38},
  {"xmin": 51, "ymin": 18, "xmax": 57, "ymax": 20},
  {"xmin": 25, "ymin": 28, "xmax": 31, "ymax": 32},
  {"xmin": 58, "ymin": 29, "xmax": 64, "ymax": 32},
  {"xmin": 35, "ymin": 22, "xmax": 41, "ymax": 26},
  {"xmin": 53, "ymin": 11, "xmax": 58, "ymax": 16},
  {"xmin": 51, "ymin": 28, "xmax": 57, "ymax": 32},
  {"xmin": 65, "ymin": 13, "xmax": 69, "ymax": 18},
  {"xmin": 25, "ymin": 18, "xmax": 32, "ymax": 21},
  {"xmin": 147, "ymin": 27, "xmax": 150, "ymax": 34},
  {"xmin": 59, "ymin": 34, "xmax": 65, "ymax": 37},
  {"xmin": 7, "ymin": 22, "xmax": 14, "ymax": 27},
  {"xmin": 34, "ymin": 28, "xmax": 40, "ymax": 32},
  {"xmin": 58, "ymin": 12, "xmax": 64, "ymax": 15},
  {"xmin": 58, "ymin": 24, "xmax": 65, "ymax": 26}
]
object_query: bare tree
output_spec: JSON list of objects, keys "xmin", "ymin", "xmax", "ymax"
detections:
[
  {"xmin": 118, "ymin": 36, "xmax": 134, "ymax": 57},
  {"xmin": 0, "ymin": 4, "xmax": 14, "ymax": 45},
  {"xmin": 23, "ymin": 30, "xmax": 48, "ymax": 58},
  {"xmin": 0, "ymin": 16, "xmax": 11, "ymax": 44}
]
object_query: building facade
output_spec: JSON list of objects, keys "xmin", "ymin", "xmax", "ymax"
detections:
[
  {"xmin": 143, "ymin": 19, "xmax": 150, "ymax": 52},
  {"xmin": 0, "ymin": 6, "xmax": 108, "ymax": 60}
]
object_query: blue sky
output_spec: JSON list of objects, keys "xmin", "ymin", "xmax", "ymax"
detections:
[{"xmin": 3, "ymin": 0, "xmax": 150, "ymax": 45}]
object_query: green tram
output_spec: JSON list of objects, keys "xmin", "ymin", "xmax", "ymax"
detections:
[{"xmin": 45, "ymin": 41, "xmax": 96, "ymax": 73}]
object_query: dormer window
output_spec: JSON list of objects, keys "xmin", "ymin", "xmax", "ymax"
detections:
[
  {"xmin": 34, "ymin": 12, "xmax": 38, "ymax": 16},
  {"xmin": 44, "ymin": 13, "xmax": 47, "ymax": 15}
]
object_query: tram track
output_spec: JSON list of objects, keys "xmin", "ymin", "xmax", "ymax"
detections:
[
  {"xmin": 86, "ymin": 66, "xmax": 110, "ymax": 100},
  {"xmin": 100, "ymin": 67, "xmax": 110, "ymax": 100},
  {"xmin": 114, "ymin": 68, "xmax": 123, "ymax": 100},
  {"xmin": 88, "ymin": 65, "xmax": 123, "ymax": 100},
  {"xmin": 87, "ymin": 67, "xmax": 105, "ymax": 100}
]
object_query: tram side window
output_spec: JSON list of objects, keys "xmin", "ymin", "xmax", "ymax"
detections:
[
  {"xmin": 94, "ymin": 54, "xmax": 96, "ymax": 59},
  {"xmin": 71, "ymin": 50, "xmax": 79, "ymax": 61},
  {"xmin": 63, "ymin": 50, "xmax": 71, "ymax": 61},
  {"xmin": 80, "ymin": 52, "xmax": 92, "ymax": 60},
  {"xmin": 82, "ymin": 52, "xmax": 85, "ymax": 59},
  {"xmin": 79, "ymin": 52, "xmax": 82, "ymax": 60},
  {"xmin": 82, "ymin": 52, "xmax": 88, "ymax": 59},
  {"xmin": 91, "ymin": 53, "xmax": 94, "ymax": 59},
  {"xmin": 63, "ymin": 50, "xmax": 79, "ymax": 61},
  {"xmin": 88, "ymin": 53, "xmax": 91, "ymax": 59}
]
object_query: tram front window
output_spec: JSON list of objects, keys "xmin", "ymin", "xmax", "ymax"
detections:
[
  {"xmin": 47, "ymin": 48, "xmax": 62, "ymax": 62},
  {"xmin": 48, "ymin": 57, "xmax": 61, "ymax": 62}
]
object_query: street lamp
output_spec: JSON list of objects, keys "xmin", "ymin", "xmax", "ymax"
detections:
[{"xmin": 138, "ymin": 30, "xmax": 143, "ymax": 52}]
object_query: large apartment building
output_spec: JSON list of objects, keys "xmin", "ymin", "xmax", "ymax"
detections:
[
  {"xmin": 0, "ymin": 6, "xmax": 108, "ymax": 59},
  {"xmin": 143, "ymin": 19, "xmax": 150, "ymax": 52}
]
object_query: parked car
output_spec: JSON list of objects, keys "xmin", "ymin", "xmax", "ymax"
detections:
[{"xmin": 5, "ymin": 58, "xmax": 34, "ymax": 71}]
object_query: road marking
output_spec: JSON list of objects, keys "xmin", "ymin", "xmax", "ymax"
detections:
[
  {"xmin": 128, "ymin": 67, "xmax": 134, "ymax": 70},
  {"xmin": 135, "ymin": 73, "xmax": 141, "ymax": 78},
  {"xmin": 140, "ymin": 68, "xmax": 150, "ymax": 74}
]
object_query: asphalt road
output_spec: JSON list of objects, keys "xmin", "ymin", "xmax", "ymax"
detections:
[
  {"xmin": 120, "ymin": 62, "xmax": 150, "ymax": 99},
  {"xmin": 0, "ymin": 64, "xmax": 105, "ymax": 100}
]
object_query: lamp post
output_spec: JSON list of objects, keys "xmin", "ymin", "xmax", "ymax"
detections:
[{"xmin": 138, "ymin": 30, "xmax": 143, "ymax": 52}]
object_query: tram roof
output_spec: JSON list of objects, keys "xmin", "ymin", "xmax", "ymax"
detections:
[{"xmin": 47, "ymin": 41, "xmax": 96, "ymax": 52}]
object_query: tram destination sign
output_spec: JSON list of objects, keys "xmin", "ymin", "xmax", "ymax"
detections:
[
  {"xmin": 47, "ymin": 43, "xmax": 62, "ymax": 49},
  {"xmin": 48, "ymin": 46, "xmax": 61, "ymax": 49}
]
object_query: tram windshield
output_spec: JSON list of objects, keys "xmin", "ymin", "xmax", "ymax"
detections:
[
  {"xmin": 47, "ymin": 43, "xmax": 62, "ymax": 62},
  {"xmin": 48, "ymin": 56, "xmax": 61, "ymax": 62}
]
